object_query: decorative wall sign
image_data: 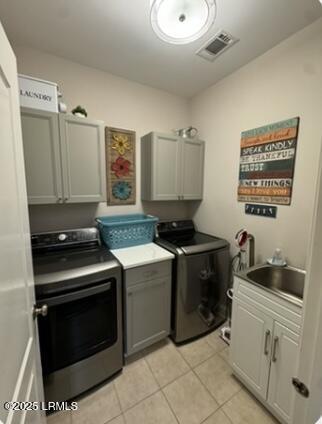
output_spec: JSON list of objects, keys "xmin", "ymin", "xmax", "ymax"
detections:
[
  {"xmin": 245, "ymin": 204, "xmax": 277, "ymax": 218},
  {"xmin": 105, "ymin": 127, "xmax": 136, "ymax": 205},
  {"xmin": 238, "ymin": 117, "xmax": 300, "ymax": 205}
]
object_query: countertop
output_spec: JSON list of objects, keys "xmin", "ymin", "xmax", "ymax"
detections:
[{"xmin": 111, "ymin": 242, "xmax": 174, "ymax": 269}]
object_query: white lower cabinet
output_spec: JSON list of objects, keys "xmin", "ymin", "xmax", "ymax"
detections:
[
  {"xmin": 124, "ymin": 260, "xmax": 172, "ymax": 356},
  {"xmin": 231, "ymin": 277, "xmax": 301, "ymax": 424},
  {"xmin": 126, "ymin": 277, "xmax": 171, "ymax": 355},
  {"xmin": 267, "ymin": 322, "xmax": 299, "ymax": 423},
  {"xmin": 231, "ymin": 299, "xmax": 273, "ymax": 401}
]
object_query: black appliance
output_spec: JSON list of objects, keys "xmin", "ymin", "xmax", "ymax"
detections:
[
  {"xmin": 31, "ymin": 227, "xmax": 123, "ymax": 402},
  {"xmin": 155, "ymin": 220, "xmax": 230, "ymax": 343}
]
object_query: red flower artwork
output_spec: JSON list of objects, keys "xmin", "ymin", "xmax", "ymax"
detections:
[{"xmin": 111, "ymin": 156, "xmax": 131, "ymax": 178}]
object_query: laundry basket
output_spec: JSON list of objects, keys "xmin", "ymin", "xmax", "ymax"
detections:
[{"xmin": 95, "ymin": 214, "xmax": 159, "ymax": 249}]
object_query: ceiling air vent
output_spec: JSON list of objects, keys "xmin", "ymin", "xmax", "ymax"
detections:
[{"xmin": 196, "ymin": 30, "xmax": 239, "ymax": 62}]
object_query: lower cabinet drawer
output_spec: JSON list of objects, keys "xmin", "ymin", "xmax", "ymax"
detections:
[
  {"xmin": 125, "ymin": 260, "xmax": 171, "ymax": 287},
  {"xmin": 125, "ymin": 276, "xmax": 171, "ymax": 356}
]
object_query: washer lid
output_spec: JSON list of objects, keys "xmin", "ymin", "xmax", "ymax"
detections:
[
  {"xmin": 158, "ymin": 231, "xmax": 229, "ymax": 255},
  {"xmin": 180, "ymin": 238, "xmax": 229, "ymax": 255},
  {"xmin": 33, "ymin": 246, "xmax": 120, "ymax": 287}
]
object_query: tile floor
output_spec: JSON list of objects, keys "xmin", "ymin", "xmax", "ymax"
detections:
[{"xmin": 47, "ymin": 328, "xmax": 278, "ymax": 424}]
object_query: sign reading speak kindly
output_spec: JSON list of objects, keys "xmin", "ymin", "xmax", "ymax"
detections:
[{"xmin": 237, "ymin": 117, "xmax": 300, "ymax": 205}]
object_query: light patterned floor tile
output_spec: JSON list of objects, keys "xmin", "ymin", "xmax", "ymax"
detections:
[
  {"xmin": 163, "ymin": 371, "xmax": 218, "ymax": 424},
  {"xmin": 203, "ymin": 409, "xmax": 232, "ymax": 424},
  {"xmin": 124, "ymin": 391, "xmax": 177, "ymax": 424},
  {"xmin": 219, "ymin": 346, "xmax": 230, "ymax": 364},
  {"xmin": 222, "ymin": 389, "xmax": 278, "ymax": 424},
  {"xmin": 114, "ymin": 358, "xmax": 159, "ymax": 411},
  {"xmin": 194, "ymin": 354, "xmax": 241, "ymax": 405},
  {"xmin": 144, "ymin": 338, "xmax": 190, "ymax": 387},
  {"xmin": 205, "ymin": 330, "xmax": 227, "ymax": 353},
  {"xmin": 176, "ymin": 337, "xmax": 215, "ymax": 368},
  {"xmin": 72, "ymin": 382, "xmax": 121, "ymax": 424},
  {"xmin": 47, "ymin": 410, "xmax": 71, "ymax": 424},
  {"xmin": 50, "ymin": 334, "xmax": 277, "ymax": 424},
  {"xmin": 108, "ymin": 415, "xmax": 126, "ymax": 424}
]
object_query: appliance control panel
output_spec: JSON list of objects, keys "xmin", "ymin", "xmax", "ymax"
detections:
[
  {"xmin": 157, "ymin": 220, "xmax": 195, "ymax": 234},
  {"xmin": 31, "ymin": 228, "xmax": 100, "ymax": 249}
]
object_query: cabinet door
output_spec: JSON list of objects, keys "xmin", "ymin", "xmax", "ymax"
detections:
[
  {"xmin": 59, "ymin": 115, "xmax": 106, "ymax": 203},
  {"xmin": 268, "ymin": 322, "xmax": 299, "ymax": 423},
  {"xmin": 231, "ymin": 298, "xmax": 273, "ymax": 400},
  {"xmin": 152, "ymin": 133, "xmax": 181, "ymax": 200},
  {"xmin": 126, "ymin": 276, "xmax": 171, "ymax": 355},
  {"xmin": 182, "ymin": 138, "xmax": 204, "ymax": 200},
  {"xmin": 21, "ymin": 108, "xmax": 62, "ymax": 204}
]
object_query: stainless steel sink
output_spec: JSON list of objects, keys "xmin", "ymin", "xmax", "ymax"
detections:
[{"xmin": 237, "ymin": 264, "xmax": 306, "ymax": 306}]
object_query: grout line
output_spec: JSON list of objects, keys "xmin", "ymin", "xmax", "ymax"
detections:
[
  {"xmin": 215, "ymin": 386, "xmax": 243, "ymax": 409},
  {"xmin": 174, "ymin": 341, "xmax": 217, "ymax": 370},
  {"xmin": 160, "ymin": 390, "xmax": 181, "ymax": 424},
  {"xmin": 122, "ymin": 390, "xmax": 161, "ymax": 422},
  {"xmin": 111, "ymin": 381, "xmax": 123, "ymax": 418},
  {"xmin": 114, "ymin": 356, "xmax": 160, "ymax": 414},
  {"xmin": 142, "ymin": 355, "xmax": 161, "ymax": 390},
  {"xmin": 143, "ymin": 344, "xmax": 184, "ymax": 423},
  {"xmin": 191, "ymin": 350, "xmax": 217, "ymax": 369},
  {"xmin": 105, "ymin": 412, "xmax": 125, "ymax": 424},
  {"xmin": 221, "ymin": 407, "xmax": 234, "ymax": 424},
  {"xmin": 190, "ymin": 351, "xmax": 243, "ymax": 410},
  {"xmin": 121, "ymin": 388, "xmax": 161, "ymax": 415},
  {"xmin": 144, "ymin": 352, "xmax": 162, "ymax": 390},
  {"xmin": 123, "ymin": 389, "xmax": 179, "ymax": 423},
  {"xmin": 161, "ymin": 367, "xmax": 191, "ymax": 391},
  {"xmin": 191, "ymin": 367, "xmax": 221, "ymax": 415}
]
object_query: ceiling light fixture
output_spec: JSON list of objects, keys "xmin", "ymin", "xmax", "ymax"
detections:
[{"xmin": 150, "ymin": 0, "xmax": 217, "ymax": 45}]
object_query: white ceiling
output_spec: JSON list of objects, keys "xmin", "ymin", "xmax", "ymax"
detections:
[{"xmin": 0, "ymin": 0, "xmax": 321, "ymax": 97}]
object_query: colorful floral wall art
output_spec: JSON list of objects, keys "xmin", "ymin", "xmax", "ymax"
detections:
[{"xmin": 105, "ymin": 127, "xmax": 136, "ymax": 205}]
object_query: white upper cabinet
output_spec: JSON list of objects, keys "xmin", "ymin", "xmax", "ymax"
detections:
[
  {"xmin": 141, "ymin": 132, "xmax": 205, "ymax": 201},
  {"xmin": 21, "ymin": 108, "xmax": 106, "ymax": 204},
  {"xmin": 21, "ymin": 108, "xmax": 62, "ymax": 204},
  {"xmin": 59, "ymin": 114, "xmax": 106, "ymax": 203},
  {"xmin": 182, "ymin": 138, "xmax": 204, "ymax": 200},
  {"xmin": 150, "ymin": 134, "xmax": 181, "ymax": 200}
]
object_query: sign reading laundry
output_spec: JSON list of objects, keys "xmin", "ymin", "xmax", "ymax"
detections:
[
  {"xmin": 238, "ymin": 117, "xmax": 300, "ymax": 205},
  {"xmin": 105, "ymin": 127, "xmax": 136, "ymax": 205}
]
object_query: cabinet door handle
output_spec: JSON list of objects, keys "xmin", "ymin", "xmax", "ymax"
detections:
[
  {"xmin": 264, "ymin": 330, "xmax": 271, "ymax": 355},
  {"xmin": 272, "ymin": 336, "xmax": 279, "ymax": 362}
]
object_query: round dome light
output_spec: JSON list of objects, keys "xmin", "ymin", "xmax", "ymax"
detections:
[{"xmin": 150, "ymin": 0, "xmax": 216, "ymax": 45}]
